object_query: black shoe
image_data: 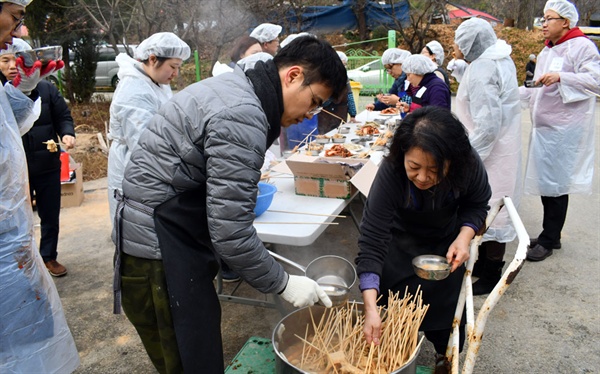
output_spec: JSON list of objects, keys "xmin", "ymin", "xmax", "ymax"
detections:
[
  {"xmin": 221, "ymin": 269, "xmax": 241, "ymax": 283},
  {"xmin": 472, "ymin": 260, "xmax": 504, "ymax": 296},
  {"xmin": 526, "ymin": 244, "xmax": 553, "ymax": 262},
  {"xmin": 529, "ymin": 238, "xmax": 561, "ymax": 249}
]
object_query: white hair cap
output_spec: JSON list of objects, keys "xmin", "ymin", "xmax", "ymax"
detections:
[
  {"xmin": 237, "ymin": 52, "xmax": 273, "ymax": 71},
  {"xmin": 134, "ymin": 32, "xmax": 191, "ymax": 61},
  {"xmin": 529, "ymin": 54, "xmax": 536, "ymax": 61},
  {"xmin": 381, "ymin": 48, "xmax": 411, "ymax": 65},
  {"xmin": 544, "ymin": 0, "xmax": 578, "ymax": 27},
  {"xmin": 250, "ymin": 23, "xmax": 283, "ymax": 43},
  {"xmin": 336, "ymin": 51, "xmax": 348, "ymax": 64},
  {"xmin": 0, "ymin": 0, "xmax": 33, "ymax": 6},
  {"xmin": 426, "ymin": 40, "xmax": 445, "ymax": 65},
  {"xmin": 454, "ymin": 18, "xmax": 497, "ymax": 62},
  {"xmin": 280, "ymin": 32, "xmax": 314, "ymax": 48},
  {"xmin": 0, "ymin": 37, "xmax": 31, "ymax": 55},
  {"xmin": 402, "ymin": 54, "xmax": 437, "ymax": 75}
]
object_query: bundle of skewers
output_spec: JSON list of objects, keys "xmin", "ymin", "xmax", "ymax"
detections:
[{"xmin": 284, "ymin": 288, "xmax": 429, "ymax": 373}]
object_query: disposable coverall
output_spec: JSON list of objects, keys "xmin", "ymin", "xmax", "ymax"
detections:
[
  {"xmin": 107, "ymin": 53, "xmax": 173, "ymax": 222},
  {"xmin": 0, "ymin": 82, "xmax": 79, "ymax": 372},
  {"xmin": 456, "ymin": 38, "xmax": 522, "ymax": 243}
]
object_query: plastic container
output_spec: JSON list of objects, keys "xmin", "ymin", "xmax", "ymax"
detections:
[
  {"xmin": 254, "ymin": 182, "xmax": 277, "ymax": 217},
  {"xmin": 60, "ymin": 151, "xmax": 70, "ymax": 182},
  {"xmin": 350, "ymin": 81, "xmax": 362, "ymax": 109}
]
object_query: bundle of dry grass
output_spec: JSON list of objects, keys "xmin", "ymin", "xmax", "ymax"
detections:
[{"xmin": 284, "ymin": 288, "xmax": 428, "ymax": 373}]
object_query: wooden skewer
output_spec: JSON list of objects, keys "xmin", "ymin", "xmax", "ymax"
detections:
[
  {"xmin": 267, "ymin": 209, "xmax": 346, "ymax": 218},
  {"xmin": 292, "ymin": 127, "xmax": 317, "ymax": 152},
  {"xmin": 584, "ymin": 88, "xmax": 600, "ymax": 98},
  {"xmin": 254, "ymin": 221, "xmax": 339, "ymax": 225}
]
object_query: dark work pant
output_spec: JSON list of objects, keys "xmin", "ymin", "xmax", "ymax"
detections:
[
  {"xmin": 425, "ymin": 326, "xmax": 465, "ymax": 355},
  {"xmin": 539, "ymin": 195, "xmax": 569, "ymax": 247},
  {"xmin": 29, "ymin": 169, "xmax": 61, "ymax": 262}
]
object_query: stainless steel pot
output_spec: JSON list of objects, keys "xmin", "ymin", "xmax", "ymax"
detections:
[
  {"xmin": 268, "ymin": 251, "xmax": 356, "ymax": 306},
  {"xmin": 272, "ymin": 304, "xmax": 420, "ymax": 374}
]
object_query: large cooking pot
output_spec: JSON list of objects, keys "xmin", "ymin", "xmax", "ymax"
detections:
[
  {"xmin": 268, "ymin": 250, "xmax": 356, "ymax": 306},
  {"xmin": 272, "ymin": 304, "xmax": 421, "ymax": 374}
]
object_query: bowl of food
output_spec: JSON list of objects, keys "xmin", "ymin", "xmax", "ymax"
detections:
[
  {"xmin": 314, "ymin": 135, "xmax": 330, "ymax": 144},
  {"xmin": 331, "ymin": 134, "xmax": 346, "ymax": 143},
  {"xmin": 338, "ymin": 126, "xmax": 351, "ymax": 134},
  {"xmin": 254, "ymin": 182, "xmax": 277, "ymax": 217},
  {"xmin": 412, "ymin": 255, "xmax": 451, "ymax": 281}
]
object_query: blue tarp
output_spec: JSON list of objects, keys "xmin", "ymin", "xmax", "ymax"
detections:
[{"xmin": 277, "ymin": 0, "xmax": 409, "ymax": 34}]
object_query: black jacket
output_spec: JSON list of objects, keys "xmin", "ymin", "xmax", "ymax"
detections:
[{"xmin": 22, "ymin": 80, "xmax": 75, "ymax": 176}]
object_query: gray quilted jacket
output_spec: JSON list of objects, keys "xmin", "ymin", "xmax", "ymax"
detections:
[{"xmin": 119, "ymin": 68, "xmax": 286, "ymax": 294}]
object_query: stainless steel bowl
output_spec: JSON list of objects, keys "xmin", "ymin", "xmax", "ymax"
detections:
[
  {"xmin": 412, "ymin": 255, "xmax": 451, "ymax": 281},
  {"xmin": 35, "ymin": 46, "xmax": 63, "ymax": 65},
  {"xmin": 305, "ymin": 255, "xmax": 356, "ymax": 306}
]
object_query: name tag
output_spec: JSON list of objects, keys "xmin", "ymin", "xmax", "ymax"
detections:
[
  {"xmin": 549, "ymin": 57, "xmax": 563, "ymax": 72},
  {"xmin": 416, "ymin": 86, "xmax": 427, "ymax": 98}
]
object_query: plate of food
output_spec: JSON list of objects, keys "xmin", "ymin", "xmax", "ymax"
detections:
[
  {"xmin": 342, "ymin": 143, "xmax": 364, "ymax": 152},
  {"xmin": 355, "ymin": 123, "xmax": 380, "ymax": 136},
  {"xmin": 323, "ymin": 144, "xmax": 355, "ymax": 158},
  {"xmin": 379, "ymin": 108, "xmax": 401, "ymax": 116}
]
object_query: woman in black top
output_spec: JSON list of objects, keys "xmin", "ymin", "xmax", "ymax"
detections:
[{"xmin": 356, "ymin": 106, "xmax": 491, "ymax": 371}]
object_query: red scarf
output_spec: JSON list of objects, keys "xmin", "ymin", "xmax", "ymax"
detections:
[{"xmin": 545, "ymin": 27, "xmax": 587, "ymax": 48}]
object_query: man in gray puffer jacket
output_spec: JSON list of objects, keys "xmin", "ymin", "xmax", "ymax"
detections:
[{"xmin": 113, "ymin": 36, "xmax": 348, "ymax": 373}]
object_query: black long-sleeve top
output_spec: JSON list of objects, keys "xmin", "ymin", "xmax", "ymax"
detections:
[{"xmin": 356, "ymin": 151, "xmax": 491, "ymax": 277}]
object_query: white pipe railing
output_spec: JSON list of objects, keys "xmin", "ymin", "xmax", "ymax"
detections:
[{"xmin": 446, "ymin": 197, "xmax": 529, "ymax": 374}]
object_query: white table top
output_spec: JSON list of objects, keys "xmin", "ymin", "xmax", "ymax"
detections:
[
  {"xmin": 253, "ymin": 176, "xmax": 352, "ymax": 246},
  {"xmin": 253, "ymin": 116, "xmax": 394, "ymax": 246}
]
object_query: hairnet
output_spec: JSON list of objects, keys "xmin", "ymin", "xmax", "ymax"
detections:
[
  {"xmin": 381, "ymin": 48, "xmax": 411, "ymax": 65},
  {"xmin": 0, "ymin": 0, "xmax": 33, "ymax": 6},
  {"xmin": 426, "ymin": 40, "xmax": 445, "ymax": 65},
  {"xmin": 280, "ymin": 32, "xmax": 314, "ymax": 48},
  {"xmin": 454, "ymin": 18, "xmax": 497, "ymax": 62},
  {"xmin": 237, "ymin": 52, "xmax": 273, "ymax": 71},
  {"xmin": 0, "ymin": 38, "xmax": 31, "ymax": 55},
  {"xmin": 249, "ymin": 23, "xmax": 283, "ymax": 43},
  {"xmin": 134, "ymin": 32, "xmax": 191, "ymax": 61},
  {"xmin": 529, "ymin": 54, "xmax": 536, "ymax": 61},
  {"xmin": 336, "ymin": 51, "xmax": 348, "ymax": 64},
  {"xmin": 402, "ymin": 54, "xmax": 437, "ymax": 75},
  {"xmin": 544, "ymin": 0, "xmax": 579, "ymax": 27}
]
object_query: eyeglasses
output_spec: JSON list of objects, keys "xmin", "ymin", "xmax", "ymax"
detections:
[
  {"xmin": 307, "ymin": 84, "xmax": 324, "ymax": 115},
  {"xmin": 540, "ymin": 16, "xmax": 564, "ymax": 24},
  {"xmin": 384, "ymin": 64, "xmax": 395, "ymax": 71},
  {"xmin": 8, "ymin": 12, "xmax": 25, "ymax": 31}
]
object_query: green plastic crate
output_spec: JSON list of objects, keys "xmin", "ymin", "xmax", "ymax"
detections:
[{"xmin": 225, "ymin": 336, "xmax": 434, "ymax": 374}]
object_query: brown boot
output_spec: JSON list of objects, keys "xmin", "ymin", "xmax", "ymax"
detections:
[
  {"xmin": 45, "ymin": 260, "xmax": 68, "ymax": 277},
  {"xmin": 434, "ymin": 354, "xmax": 450, "ymax": 374}
]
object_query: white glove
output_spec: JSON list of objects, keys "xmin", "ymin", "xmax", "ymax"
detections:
[
  {"xmin": 280, "ymin": 275, "xmax": 332, "ymax": 308},
  {"xmin": 13, "ymin": 57, "xmax": 64, "ymax": 95}
]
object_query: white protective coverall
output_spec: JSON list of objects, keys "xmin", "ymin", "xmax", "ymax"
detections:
[
  {"xmin": 456, "ymin": 38, "xmax": 522, "ymax": 243},
  {"xmin": 107, "ymin": 53, "xmax": 173, "ymax": 222},
  {"xmin": 519, "ymin": 35, "xmax": 600, "ymax": 196},
  {"xmin": 0, "ymin": 82, "xmax": 80, "ymax": 372}
]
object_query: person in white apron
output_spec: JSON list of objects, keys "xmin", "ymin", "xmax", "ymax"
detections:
[{"xmin": 519, "ymin": 0, "xmax": 600, "ymax": 261}]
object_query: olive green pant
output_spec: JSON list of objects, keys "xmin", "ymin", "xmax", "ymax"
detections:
[{"xmin": 120, "ymin": 253, "xmax": 183, "ymax": 374}]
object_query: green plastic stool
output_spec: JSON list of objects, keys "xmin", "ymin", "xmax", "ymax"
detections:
[{"xmin": 225, "ymin": 336, "xmax": 434, "ymax": 373}]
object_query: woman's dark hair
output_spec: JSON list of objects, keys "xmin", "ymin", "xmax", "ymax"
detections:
[
  {"xmin": 273, "ymin": 36, "xmax": 348, "ymax": 104},
  {"xmin": 141, "ymin": 56, "xmax": 169, "ymax": 68},
  {"xmin": 388, "ymin": 106, "xmax": 476, "ymax": 191},
  {"xmin": 230, "ymin": 36, "xmax": 260, "ymax": 63}
]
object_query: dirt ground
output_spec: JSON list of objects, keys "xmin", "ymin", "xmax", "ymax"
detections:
[{"xmin": 39, "ymin": 99, "xmax": 600, "ymax": 373}]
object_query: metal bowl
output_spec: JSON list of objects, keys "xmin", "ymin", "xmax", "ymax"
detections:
[
  {"xmin": 331, "ymin": 135, "xmax": 346, "ymax": 143},
  {"xmin": 305, "ymin": 255, "xmax": 356, "ymax": 306},
  {"xmin": 35, "ymin": 46, "xmax": 63, "ymax": 65},
  {"xmin": 412, "ymin": 255, "xmax": 451, "ymax": 281}
]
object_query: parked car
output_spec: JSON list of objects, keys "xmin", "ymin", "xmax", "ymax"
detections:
[
  {"xmin": 48, "ymin": 44, "xmax": 135, "ymax": 89},
  {"xmin": 347, "ymin": 59, "xmax": 392, "ymax": 94}
]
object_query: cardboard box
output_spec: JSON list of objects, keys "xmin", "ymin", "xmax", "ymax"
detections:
[
  {"xmin": 285, "ymin": 156, "xmax": 376, "ymax": 199},
  {"xmin": 61, "ymin": 164, "xmax": 84, "ymax": 208}
]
